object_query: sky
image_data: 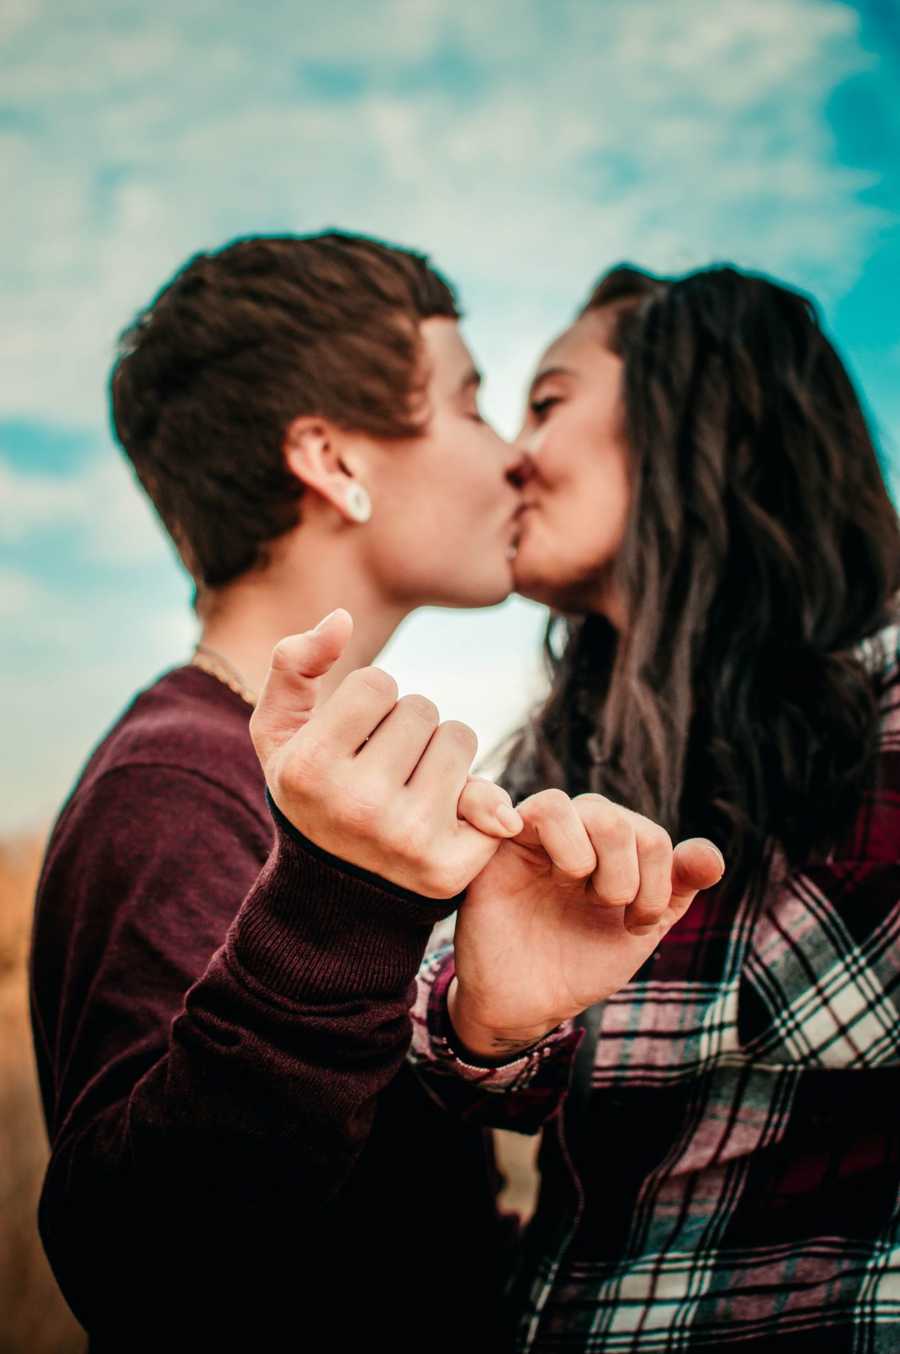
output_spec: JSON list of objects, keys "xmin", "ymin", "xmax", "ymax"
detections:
[{"xmin": 2, "ymin": 0, "xmax": 899, "ymax": 834}]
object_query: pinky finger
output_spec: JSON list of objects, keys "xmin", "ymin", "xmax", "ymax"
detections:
[
  {"xmin": 666, "ymin": 838, "xmax": 726, "ymax": 922},
  {"xmin": 457, "ymin": 776, "xmax": 524, "ymax": 838}
]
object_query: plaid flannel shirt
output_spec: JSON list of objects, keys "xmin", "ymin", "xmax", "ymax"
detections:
[{"xmin": 411, "ymin": 620, "xmax": 900, "ymax": 1352}]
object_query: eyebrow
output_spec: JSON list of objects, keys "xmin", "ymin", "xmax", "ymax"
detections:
[{"xmin": 529, "ymin": 364, "xmax": 575, "ymax": 398}]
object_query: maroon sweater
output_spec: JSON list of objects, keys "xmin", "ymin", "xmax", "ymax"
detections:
[{"xmin": 29, "ymin": 665, "xmax": 510, "ymax": 1351}]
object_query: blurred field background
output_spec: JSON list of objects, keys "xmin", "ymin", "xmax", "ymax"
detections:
[
  {"xmin": 3, "ymin": 0, "xmax": 899, "ymax": 1346},
  {"xmin": 1, "ymin": 837, "xmax": 85, "ymax": 1351}
]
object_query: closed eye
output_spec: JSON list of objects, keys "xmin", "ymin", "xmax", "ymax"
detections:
[{"xmin": 530, "ymin": 395, "xmax": 561, "ymax": 418}]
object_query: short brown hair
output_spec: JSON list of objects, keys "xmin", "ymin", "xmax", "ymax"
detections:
[{"xmin": 110, "ymin": 231, "xmax": 459, "ymax": 589}]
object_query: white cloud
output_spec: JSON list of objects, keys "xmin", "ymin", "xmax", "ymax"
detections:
[
  {"xmin": 0, "ymin": 0, "xmax": 882, "ymax": 434},
  {"xmin": 0, "ymin": 566, "xmax": 49, "ymax": 617},
  {"xmin": 1, "ymin": 0, "xmax": 891, "ymax": 834},
  {"xmin": 0, "ymin": 449, "xmax": 174, "ymax": 565},
  {"xmin": 0, "ymin": 0, "xmax": 37, "ymax": 45},
  {"xmin": 0, "ymin": 458, "xmax": 85, "ymax": 540}
]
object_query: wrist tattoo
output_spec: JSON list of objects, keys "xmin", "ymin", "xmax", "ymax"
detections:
[{"xmin": 487, "ymin": 1032, "xmax": 544, "ymax": 1056}]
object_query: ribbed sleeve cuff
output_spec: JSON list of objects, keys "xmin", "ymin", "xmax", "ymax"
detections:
[{"xmin": 225, "ymin": 791, "xmax": 463, "ymax": 1006}]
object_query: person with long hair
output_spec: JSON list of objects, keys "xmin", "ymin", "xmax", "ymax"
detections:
[{"xmin": 415, "ymin": 263, "xmax": 900, "ymax": 1351}]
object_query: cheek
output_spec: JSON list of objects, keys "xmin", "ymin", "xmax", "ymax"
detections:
[
  {"xmin": 526, "ymin": 421, "xmax": 630, "ymax": 577},
  {"xmin": 545, "ymin": 409, "xmax": 628, "ymax": 513},
  {"xmin": 431, "ymin": 423, "xmax": 507, "ymax": 520},
  {"xmin": 376, "ymin": 429, "xmax": 499, "ymax": 548}
]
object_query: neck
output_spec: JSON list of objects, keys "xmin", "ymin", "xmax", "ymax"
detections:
[
  {"xmin": 194, "ymin": 539, "xmax": 410, "ymax": 702},
  {"xmin": 587, "ymin": 574, "xmax": 626, "ymax": 633}
]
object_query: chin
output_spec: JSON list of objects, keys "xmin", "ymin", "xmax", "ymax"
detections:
[
  {"xmin": 511, "ymin": 554, "xmax": 561, "ymax": 607},
  {"xmin": 512, "ymin": 578, "xmax": 562, "ymax": 608},
  {"xmin": 511, "ymin": 533, "xmax": 554, "ymax": 604},
  {"xmin": 513, "ymin": 542, "xmax": 607, "ymax": 614},
  {"xmin": 471, "ymin": 575, "xmax": 515, "ymax": 608}
]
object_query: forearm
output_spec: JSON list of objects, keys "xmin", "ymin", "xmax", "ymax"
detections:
[{"xmin": 35, "ymin": 777, "xmax": 455, "ymax": 1331}]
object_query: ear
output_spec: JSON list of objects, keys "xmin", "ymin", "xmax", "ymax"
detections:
[{"xmin": 284, "ymin": 417, "xmax": 371, "ymax": 525}]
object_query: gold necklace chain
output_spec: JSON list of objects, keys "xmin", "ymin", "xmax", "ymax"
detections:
[{"xmin": 190, "ymin": 645, "xmax": 258, "ymax": 708}]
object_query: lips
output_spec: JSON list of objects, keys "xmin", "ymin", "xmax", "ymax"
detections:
[{"xmin": 506, "ymin": 502, "xmax": 537, "ymax": 559}]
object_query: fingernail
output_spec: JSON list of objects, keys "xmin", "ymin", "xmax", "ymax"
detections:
[
  {"xmin": 683, "ymin": 837, "xmax": 726, "ymax": 878},
  {"xmin": 495, "ymin": 804, "xmax": 524, "ymax": 834},
  {"xmin": 312, "ymin": 609, "xmax": 339, "ymax": 634}
]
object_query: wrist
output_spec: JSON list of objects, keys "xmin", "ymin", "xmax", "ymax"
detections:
[
  {"xmin": 264, "ymin": 788, "xmax": 464, "ymax": 911},
  {"xmin": 446, "ymin": 978, "xmax": 558, "ymax": 1064}
]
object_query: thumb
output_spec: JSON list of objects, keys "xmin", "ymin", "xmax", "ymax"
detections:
[
  {"xmin": 668, "ymin": 838, "xmax": 725, "ymax": 918},
  {"xmin": 249, "ymin": 609, "xmax": 353, "ymax": 767}
]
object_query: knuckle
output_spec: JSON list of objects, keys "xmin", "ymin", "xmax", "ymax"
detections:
[
  {"xmin": 638, "ymin": 822, "xmax": 673, "ymax": 857},
  {"xmin": 353, "ymin": 666, "xmax": 399, "ymax": 704},
  {"xmin": 597, "ymin": 812, "xmax": 634, "ymax": 850},
  {"xmin": 440, "ymin": 720, "xmax": 478, "ymax": 756},
  {"xmin": 533, "ymin": 787, "xmax": 571, "ymax": 820},
  {"xmin": 397, "ymin": 693, "xmax": 440, "ymax": 725}
]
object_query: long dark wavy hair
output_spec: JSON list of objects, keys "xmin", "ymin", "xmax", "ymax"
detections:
[{"xmin": 505, "ymin": 264, "xmax": 900, "ymax": 909}]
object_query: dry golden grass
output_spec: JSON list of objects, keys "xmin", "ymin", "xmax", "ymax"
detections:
[
  {"xmin": 0, "ymin": 832, "xmax": 86, "ymax": 1354},
  {"xmin": 495, "ymin": 1129, "xmax": 541, "ymax": 1224}
]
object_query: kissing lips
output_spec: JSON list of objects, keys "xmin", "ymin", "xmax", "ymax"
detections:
[{"xmin": 507, "ymin": 501, "xmax": 539, "ymax": 563}]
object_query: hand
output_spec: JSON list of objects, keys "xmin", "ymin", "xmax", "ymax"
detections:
[
  {"xmin": 249, "ymin": 611, "xmax": 522, "ymax": 898},
  {"xmin": 449, "ymin": 789, "xmax": 725, "ymax": 1058}
]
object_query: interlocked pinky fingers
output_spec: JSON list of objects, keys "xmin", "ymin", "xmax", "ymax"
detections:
[{"xmin": 517, "ymin": 790, "xmax": 597, "ymax": 878}]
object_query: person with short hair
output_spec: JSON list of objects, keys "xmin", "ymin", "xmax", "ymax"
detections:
[{"xmin": 29, "ymin": 230, "xmax": 528, "ymax": 1352}]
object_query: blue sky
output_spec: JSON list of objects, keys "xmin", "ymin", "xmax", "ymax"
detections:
[{"xmin": 2, "ymin": 0, "xmax": 899, "ymax": 833}]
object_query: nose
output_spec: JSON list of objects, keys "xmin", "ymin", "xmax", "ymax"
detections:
[{"xmin": 506, "ymin": 447, "xmax": 535, "ymax": 491}]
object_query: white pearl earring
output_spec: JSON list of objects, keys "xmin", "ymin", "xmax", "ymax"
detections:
[{"xmin": 345, "ymin": 483, "xmax": 372, "ymax": 523}]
